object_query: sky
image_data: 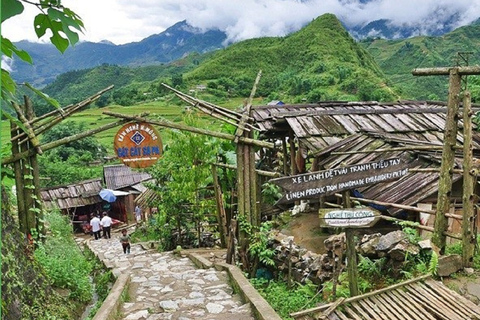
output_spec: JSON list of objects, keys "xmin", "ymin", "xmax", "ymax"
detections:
[{"xmin": 3, "ymin": 0, "xmax": 480, "ymax": 45}]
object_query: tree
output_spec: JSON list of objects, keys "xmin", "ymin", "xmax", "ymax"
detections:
[{"xmin": 2, "ymin": 0, "xmax": 84, "ymax": 104}]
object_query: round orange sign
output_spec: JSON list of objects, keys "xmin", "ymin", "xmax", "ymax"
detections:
[{"xmin": 114, "ymin": 122, "xmax": 163, "ymax": 168}]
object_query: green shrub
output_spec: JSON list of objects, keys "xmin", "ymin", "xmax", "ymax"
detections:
[{"xmin": 34, "ymin": 210, "xmax": 93, "ymax": 303}]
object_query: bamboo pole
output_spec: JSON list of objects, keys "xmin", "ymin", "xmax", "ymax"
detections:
[
  {"xmin": 11, "ymin": 85, "xmax": 114, "ymax": 143},
  {"xmin": 379, "ymin": 215, "xmax": 462, "ymax": 240},
  {"xmin": 11, "ymin": 101, "xmax": 43, "ymax": 154},
  {"xmin": 282, "ymin": 137, "xmax": 289, "ymax": 175},
  {"xmin": 462, "ymin": 91, "xmax": 475, "ymax": 267},
  {"xmin": 101, "ymin": 111, "xmax": 274, "ymax": 149},
  {"xmin": 412, "ymin": 66, "xmax": 480, "ymax": 76},
  {"xmin": 291, "ymin": 274, "xmax": 432, "ymax": 318},
  {"xmin": 330, "ymin": 145, "xmax": 461, "ymax": 155},
  {"xmin": 11, "ymin": 122, "xmax": 27, "ymax": 233},
  {"xmin": 409, "ymin": 168, "xmax": 463, "ymax": 174},
  {"xmin": 211, "ymin": 165, "xmax": 227, "ymax": 247},
  {"xmin": 2, "ymin": 119, "xmax": 129, "ymax": 165},
  {"xmin": 212, "ymin": 162, "xmax": 282, "ymax": 177},
  {"xmin": 342, "ymin": 191, "xmax": 359, "ymax": 297},
  {"xmin": 333, "ymin": 193, "xmax": 462, "ymax": 219},
  {"xmin": 25, "ymin": 97, "xmax": 44, "ymax": 238},
  {"xmin": 432, "ymin": 67, "xmax": 461, "ymax": 253}
]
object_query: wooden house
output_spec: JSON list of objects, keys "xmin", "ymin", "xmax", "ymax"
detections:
[
  {"xmin": 250, "ymin": 100, "xmax": 480, "ymax": 238},
  {"xmin": 103, "ymin": 164, "xmax": 152, "ymax": 222}
]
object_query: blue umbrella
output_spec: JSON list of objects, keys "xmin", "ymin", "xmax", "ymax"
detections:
[{"xmin": 99, "ymin": 189, "xmax": 117, "ymax": 203}]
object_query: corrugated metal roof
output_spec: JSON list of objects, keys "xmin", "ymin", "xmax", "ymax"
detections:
[
  {"xmin": 104, "ymin": 164, "xmax": 152, "ymax": 190},
  {"xmin": 304, "ymin": 133, "xmax": 463, "ymax": 215},
  {"xmin": 40, "ymin": 178, "xmax": 103, "ymax": 210},
  {"xmin": 252, "ymin": 100, "xmax": 480, "ymax": 154}
]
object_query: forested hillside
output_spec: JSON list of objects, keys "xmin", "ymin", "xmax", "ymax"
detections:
[
  {"xmin": 32, "ymin": 14, "xmax": 480, "ymax": 111},
  {"xmin": 39, "ymin": 14, "xmax": 397, "ymax": 110},
  {"xmin": 185, "ymin": 13, "xmax": 396, "ymax": 102},
  {"xmin": 360, "ymin": 20, "xmax": 480, "ymax": 101}
]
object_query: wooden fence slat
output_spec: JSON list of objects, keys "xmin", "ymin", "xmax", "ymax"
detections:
[
  {"xmin": 425, "ymin": 280, "xmax": 480, "ymax": 317},
  {"xmin": 342, "ymin": 305, "xmax": 363, "ymax": 320},
  {"xmin": 391, "ymin": 289, "xmax": 436, "ymax": 320},
  {"xmin": 384, "ymin": 291, "xmax": 424, "ymax": 320},
  {"xmin": 417, "ymin": 282, "xmax": 473, "ymax": 319},
  {"xmin": 374, "ymin": 293, "xmax": 408, "ymax": 320},
  {"xmin": 369, "ymin": 296, "xmax": 400, "ymax": 319},
  {"xmin": 405, "ymin": 285, "xmax": 462, "ymax": 320},
  {"xmin": 350, "ymin": 302, "xmax": 374, "ymax": 320}
]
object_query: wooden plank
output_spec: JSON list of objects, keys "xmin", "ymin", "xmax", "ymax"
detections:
[
  {"xmin": 369, "ymin": 296, "xmax": 400, "ymax": 319},
  {"xmin": 374, "ymin": 293, "xmax": 409, "ymax": 320},
  {"xmin": 331, "ymin": 310, "xmax": 350, "ymax": 320},
  {"xmin": 417, "ymin": 282, "xmax": 473, "ymax": 319},
  {"xmin": 405, "ymin": 284, "xmax": 462, "ymax": 320},
  {"xmin": 359, "ymin": 299, "xmax": 388, "ymax": 320},
  {"xmin": 350, "ymin": 301, "xmax": 374, "ymax": 320},
  {"xmin": 342, "ymin": 305, "xmax": 363, "ymax": 320},
  {"xmin": 383, "ymin": 291, "xmax": 424, "ymax": 320},
  {"xmin": 318, "ymin": 297, "xmax": 346, "ymax": 319},
  {"xmin": 425, "ymin": 279, "xmax": 480, "ymax": 317},
  {"xmin": 391, "ymin": 289, "xmax": 437, "ymax": 320}
]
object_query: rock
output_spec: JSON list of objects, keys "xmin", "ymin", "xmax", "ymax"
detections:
[
  {"xmin": 358, "ymin": 233, "xmax": 381, "ymax": 256},
  {"xmin": 376, "ymin": 231, "xmax": 407, "ymax": 251},
  {"xmin": 418, "ymin": 239, "xmax": 432, "ymax": 250},
  {"xmin": 437, "ymin": 254, "xmax": 463, "ymax": 277},
  {"xmin": 464, "ymin": 267, "xmax": 475, "ymax": 275},
  {"xmin": 388, "ymin": 240, "xmax": 420, "ymax": 261}
]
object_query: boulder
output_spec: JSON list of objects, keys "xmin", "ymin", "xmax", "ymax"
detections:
[
  {"xmin": 376, "ymin": 230, "xmax": 407, "ymax": 251},
  {"xmin": 388, "ymin": 240, "xmax": 420, "ymax": 261},
  {"xmin": 358, "ymin": 233, "xmax": 382, "ymax": 256},
  {"xmin": 437, "ymin": 254, "xmax": 463, "ymax": 277}
]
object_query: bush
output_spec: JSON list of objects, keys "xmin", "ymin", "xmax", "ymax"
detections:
[{"xmin": 34, "ymin": 210, "xmax": 93, "ymax": 303}]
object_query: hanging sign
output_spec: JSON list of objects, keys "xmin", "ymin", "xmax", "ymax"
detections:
[
  {"xmin": 271, "ymin": 158, "xmax": 408, "ymax": 204},
  {"xmin": 319, "ymin": 208, "xmax": 381, "ymax": 228},
  {"xmin": 114, "ymin": 122, "xmax": 163, "ymax": 168}
]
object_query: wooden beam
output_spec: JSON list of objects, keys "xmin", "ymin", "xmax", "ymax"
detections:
[
  {"xmin": 213, "ymin": 162, "xmax": 282, "ymax": 177},
  {"xmin": 101, "ymin": 111, "xmax": 274, "ymax": 149},
  {"xmin": 2, "ymin": 119, "xmax": 129, "ymax": 165},
  {"xmin": 462, "ymin": 91, "xmax": 476, "ymax": 267},
  {"xmin": 432, "ymin": 67, "xmax": 461, "ymax": 253},
  {"xmin": 333, "ymin": 193, "xmax": 462, "ymax": 220},
  {"xmin": 412, "ymin": 66, "xmax": 480, "ymax": 76}
]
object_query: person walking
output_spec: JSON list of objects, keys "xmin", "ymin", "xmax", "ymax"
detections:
[
  {"xmin": 90, "ymin": 214, "xmax": 102, "ymax": 240},
  {"xmin": 134, "ymin": 205, "xmax": 142, "ymax": 223},
  {"xmin": 101, "ymin": 212, "xmax": 112, "ymax": 239},
  {"xmin": 119, "ymin": 229, "xmax": 131, "ymax": 254}
]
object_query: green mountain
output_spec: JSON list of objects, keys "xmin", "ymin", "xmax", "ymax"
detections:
[
  {"xmin": 360, "ymin": 22, "xmax": 480, "ymax": 101},
  {"xmin": 185, "ymin": 13, "xmax": 396, "ymax": 102},
  {"xmin": 41, "ymin": 14, "xmax": 399, "ymax": 108}
]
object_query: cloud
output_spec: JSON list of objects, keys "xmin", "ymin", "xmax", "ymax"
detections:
[{"xmin": 2, "ymin": 0, "xmax": 480, "ymax": 45}]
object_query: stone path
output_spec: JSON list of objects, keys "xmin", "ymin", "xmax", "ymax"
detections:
[{"xmin": 86, "ymin": 228, "xmax": 255, "ymax": 320}]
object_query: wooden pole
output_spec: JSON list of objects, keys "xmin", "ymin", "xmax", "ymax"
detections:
[
  {"xmin": 11, "ymin": 122, "xmax": 27, "ymax": 233},
  {"xmin": 462, "ymin": 91, "xmax": 476, "ymax": 267},
  {"xmin": 212, "ymin": 162, "xmax": 282, "ymax": 177},
  {"xmin": 412, "ymin": 66, "xmax": 480, "ymax": 76},
  {"xmin": 2, "ymin": 119, "xmax": 129, "ymax": 165},
  {"xmin": 211, "ymin": 164, "xmax": 227, "ymax": 248},
  {"xmin": 282, "ymin": 137, "xmax": 289, "ymax": 175},
  {"xmin": 333, "ymin": 193, "xmax": 463, "ymax": 220},
  {"xmin": 432, "ymin": 67, "xmax": 461, "ymax": 253},
  {"xmin": 342, "ymin": 191, "xmax": 359, "ymax": 297},
  {"xmin": 102, "ymin": 111, "xmax": 274, "ymax": 149}
]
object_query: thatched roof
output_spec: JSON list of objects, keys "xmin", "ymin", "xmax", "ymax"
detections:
[{"xmin": 40, "ymin": 178, "xmax": 102, "ymax": 210}]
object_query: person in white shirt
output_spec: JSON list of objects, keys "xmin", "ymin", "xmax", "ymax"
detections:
[
  {"xmin": 90, "ymin": 214, "xmax": 102, "ymax": 240},
  {"xmin": 101, "ymin": 212, "xmax": 113, "ymax": 239}
]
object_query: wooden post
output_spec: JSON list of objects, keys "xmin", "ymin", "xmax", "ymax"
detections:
[
  {"xmin": 413, "ymin": 65, "xmax": 480, "ymax": 253},
  {"xmin": 211, "ymin": 165, "xmax": 227, "ymax": 247},
  {"xmin": 432, "ymin": 68, "xmax": 461, "ymax": 253},
  {"xmin": 342, "ymin": 191, "xmax": 359, "ymax": 297},
  {"xmin": 462, "ymin": 91, "xmax": 475, "ymax": 267},
  {"xmin": 282, "ymin": 137, "xmax": 289, "ymax": 175},
  {"xmin": 11, "ymin": 122, "xmax": 28, "ymax": 234}
]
